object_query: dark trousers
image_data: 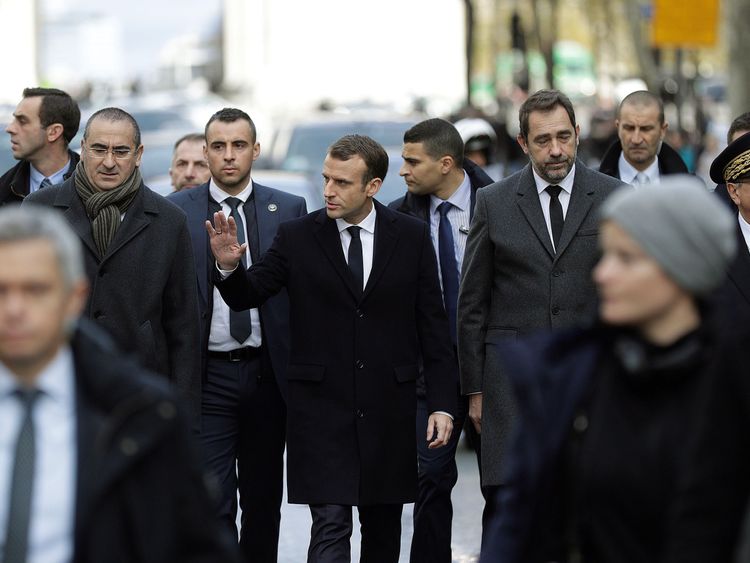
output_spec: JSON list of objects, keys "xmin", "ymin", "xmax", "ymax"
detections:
[
  {"xmin": 463, "ymin": 420, "xmax": 501, "ymax": 550},
  {"xmin": 308, "ymin": 503, "xmax": 403, "ymax": 563},
  {"xmin": 410, "ymin": 393, "xmax": 469, "ymax": 563},
  {"xmin": 201, "ymin": 349, "xmax": 286, "ymax": 563}
]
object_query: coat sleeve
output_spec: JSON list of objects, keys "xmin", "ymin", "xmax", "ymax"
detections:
[
  {"xmin": 457, "ymin": 187, "xmax": 495, "ymax": 394},
  {"xmin": 415, "ymin": 221, "xmax": 458, "ymax": 417},
  {"xmin": 215, "ymin": 224, "xmax": 291, "ymax": 312},
  {"xmin": 162, "ymin": 217, "xmax": 203, "ymax": 427}
]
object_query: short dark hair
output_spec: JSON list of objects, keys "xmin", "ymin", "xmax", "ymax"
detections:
[
  {"xmin": 328, "ymin": 135, "xmax": 389, "ymax": 186},
  {"xmin": 403, "ymin": 118, "xmax": 464, "ymax": 167},
  {"xmin": 173, "ymin": 132, "xmax": 206, "ymax": 152},
  {"xmin": 617, "ymin": 90, "xmax": 665, "ymax": 124},
  {"xmin": 728, "ymin": 112, "xmax": 750, "ymax": 144},
  {"xmin": 22, "ymin": 87, "xmax": 81, "ymax": 145},
  {"xmin": 518, "ymin": 89, "xmax": 576, "ymax": 140},
  {"xmin": 205, "ymin": 108, "xmax": 256, "ymax": 143},
  {"xmin": 84, "ymin": 107, "xmax": 141, "ymax": 148}
]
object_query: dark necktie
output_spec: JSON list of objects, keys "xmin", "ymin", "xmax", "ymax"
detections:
[
  {"xmin": 437, "ymin": 202, "xmax": 459, "ymax": 344},
  {"xmin": 225, "ymin": 197, "xmax": 252, "ymax": 343},
  {"xmin": 347, "ymin": 226, "xmax": 364, "ymax": 292},
  {"xmin": 546, "ymin": 185, "xmax": 564, "ymax": 250},
  {"xmin": 3, "ymin": 389, "xmax": 41, "ymax": 563},
  {"xmin": 39, "ymin": 178, "xmax": 52, "ymax": 190}
]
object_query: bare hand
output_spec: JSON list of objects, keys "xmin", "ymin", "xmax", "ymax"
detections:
[
  {"xmin": 426, "ymin": 413, "xmax": 454, "ymax": 449},
  {"xmin": 469, "ymin": 393, "xmax": 482, "ymax": 434},
  {"xmin": 205, "ymin": 211, "xmax": 247, "ymax": 270}
]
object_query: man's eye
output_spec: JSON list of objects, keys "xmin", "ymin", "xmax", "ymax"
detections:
[
  {"xmin": 113, "ymin": 149, "xmax": 131, "ymax": 158},
  {"xmin": 91, "ymin": 148, "xmax": 108, "ymax": 156}
]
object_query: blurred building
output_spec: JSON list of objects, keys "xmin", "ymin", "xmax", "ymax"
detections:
[{"xmin": 0, "ymin": 0, "xmax": 38, "ymax": 105}]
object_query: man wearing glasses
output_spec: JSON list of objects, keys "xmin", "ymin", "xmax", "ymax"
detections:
[{"xmin": 22, "ymin": 107, "xmax": 202, "ymax": 425}]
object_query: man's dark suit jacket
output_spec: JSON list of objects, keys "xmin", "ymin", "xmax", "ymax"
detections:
[
  {"xmin": 167, "ymin": 182, "xmax": 307, "ymax": 397},
  {"xmin": 0, "ymin": 149, "xmax": 80, "ymax": 205},
  {"xmin": 215, "ymin": 200, "xmax": 457, "ymax": 506},
  {"xmin": 23, "ymin": 175, "xmax": 202, "ymax": 420},
  {"xmin": 598, "ymin": 139, "xmax": 688, "ymax": 179},
  {"xmin": 70, "ymin": 320, "xmax": 238, "ymax": 562}
]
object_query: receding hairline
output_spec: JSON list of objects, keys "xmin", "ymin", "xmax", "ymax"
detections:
[{"xmin": 617, "ymin": 92, "xmax": 665, "ymax": 123}]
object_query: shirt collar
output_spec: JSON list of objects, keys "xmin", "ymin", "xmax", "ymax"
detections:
[
  {"xmin": 738, "ymin": 213, "xmax": 750, "ymax": 250},
  {"xmin": 618, "ymin": 151, "xmax": 660, "ymax": 184},
  {"xmin": 533, "ymin": 163, "xmax": 576, "ymax": 196},
  {"xmin": 336, "ymin": 201, "xmax": 377, "ymax": 235},
  {"xmin": 0, "ymin": 345, "xmax": 75, "ymax": 408},
  {"xmin": 29, "ymin": 159, "xmax": 72, "ymax": 186},
  {"xmin": 430, "ymin": 171, "xmax": 471, "ymax": 215},
  {"xmin": 209, "ymin": 178, "xmax": 254, "ymax": 204}
]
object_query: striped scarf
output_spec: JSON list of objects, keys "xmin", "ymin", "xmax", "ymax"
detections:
[{"xmin": 73, "ymin": 160, "xmax": 141, "ymax": 257}]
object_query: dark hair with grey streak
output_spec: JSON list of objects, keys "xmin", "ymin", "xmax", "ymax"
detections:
[
  {"xmin": 728, "ymin": 112, "xmax": 750, "ymax": 145},
  {"xmin": 404, "ymin": 118, "xmax": 464, "ymax": 167},
  {"xmin": 0, "ymin": 205, "xmax": 84, "ymax": 289},
  {"xmin": 328, "ymin": 135, "xmax": 389, "ymax": 186},
  {"xmin": 173, "ymin": 132, "xmax": 206, "ymax": 152},
  {"xmin": 205, "ymin": 108, "xmax": 257, "ymax": 144},
  {"xmin": 617, "ymin": 90, "xmax": 665, "ymax": 125},
  {"xmin": 84, "ymin": 107, "xmax": 142, "ymax": 148},
  {"xmin": 518, "ymin": 89, "xmax": 577, "ymax": 140},
  {"xmin": 22, "ymin": 87, "xmax": 81, "ymax": 145}
]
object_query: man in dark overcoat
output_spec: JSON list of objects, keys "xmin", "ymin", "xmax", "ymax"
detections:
[
  {"xmin": 22, "ymin": 107, "xmax": 201, "ymax": 422},
  {"xmin": 208, "ymin": 134, "xmax": 457, "ymax": 563}
]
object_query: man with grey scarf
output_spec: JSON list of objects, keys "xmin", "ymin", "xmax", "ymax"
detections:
[{"xmin": 23, "ymin": 107, "xmax": 202, "ymax": 426}]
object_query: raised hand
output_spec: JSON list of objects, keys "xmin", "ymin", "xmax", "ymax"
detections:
[{"xmin": 205, "ymin": 211, "xmax": 247, "ymax": 270}]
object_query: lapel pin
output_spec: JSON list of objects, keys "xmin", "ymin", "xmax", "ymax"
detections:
[
  {"xmin": 459, "ymin": 225, "xmax": 470, "ymax": 234},
  {"xmin": 268, "ymin": 203, "xmax": 278, "ymax": 212}
]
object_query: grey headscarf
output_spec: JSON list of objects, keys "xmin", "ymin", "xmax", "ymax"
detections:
[{"xmin": 599, "ymin": 176, "xmax": 737, "ymax": 295}]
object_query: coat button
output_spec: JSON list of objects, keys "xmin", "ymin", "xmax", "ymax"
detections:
[
  {"xmin": 551, "ymin": 270, "xmax": 560, "ymax": 277},
  {"xmin": 93, "ymin": 311, "xmax": 104, "ymax": 319},
  {"xmin": 551, "ymin": 306, "xmax": 560, "ymax": 315},
  {"xmin": 120, "ymin": 437, "xmax": 139, "ymax": 456},
  {"xmin": 573, "ymin": 414, "xmax": 588, "ymax": 433},
  {"xmin": 355, "ymin": 309, "xmax": 364, "ymax": 319},
  {"xmin": 356, "ymin": 410, "xmax": 364, "ymax": 418},
  {"xmin": 157, "ymin": 401, "xmax": 176, "ymax": 420},
  {"xmin": 355, "ymin": 360, "xmax": 364, "ymax": 369}
]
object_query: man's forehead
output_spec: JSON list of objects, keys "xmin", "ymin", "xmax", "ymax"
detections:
[
  {"xmin": 86, "ymin": 118, "xmax": 137, "ymax": 142},
  {"xmin": 528, "ymin": 107, "xmax": 575, "ymax": 135},
  {"xmin": 206, "ymin": 120, "xmax": 254, "ymax": 143},
  {"xmin": 619, "ymin": 102, "xmax": 660, "ymax": 120},
  {"xmin": 13, "ymin": 96, "xmax": 42, "ymax": 118},
  {"xmin": 175, "ymin": 139, "xmax": 206, "ymax": 156}
]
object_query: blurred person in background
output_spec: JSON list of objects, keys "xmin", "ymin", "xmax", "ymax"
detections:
[
  {"xmin": 713, "ymin": 112, "xmax": 750, "ymax": 208},
  {"xmin": 169, "ymin": 108, "xmax": 307, "ymax": 562},
  {"xmin": 599, "ymin": 90, "xmax": 688, "ymax": 186},
  {"xmin": 1, "ymin": 88, "xmax": 81, "ymax": 205},
  {"xmin": 457, "ymin": 89, "xmax": 624, "ymax": 546},
  {"xmin": 0, "ymin": 205, "xmax": 239, "ymax": 563},
  {"xmin": 170, "ymin": 133, "xmax": 210, "ymax": 192},
  {"xmin": 481, "ymin": 176, "xmax": 739, "ymax": 563},
  {"xmin": 22, "ymin": 107, "xmax": 202, "ymax": 426},
  {"xmin": 390, "ymin": 117, "xmax": 493, "ymax": 563},
  {"xmin": 453, "ymin": 117, "xmax": 504, "ymax": 181}
]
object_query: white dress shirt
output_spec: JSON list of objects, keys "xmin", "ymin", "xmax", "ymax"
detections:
[
  {"xmin": 0, "ymin": 347, "xmax": 76, "ymax": 563},
  {"xmin": 335, "ymin": 204, "xmax": 377, "ymax": 290},
  {"xmin": 29, "ymin": 160, "xmax": 72, "ymax": 194},
  {"xmin": 618, "ymin": 152, "xmax": 660, "ymax": 186},
  {"xmin": 532, "ymin": 164, "xmax": 575, "ymax": 251},
  {"xmin": 209, "ymin": 179, "xmax": 262, "ymax": 350},
  {"xmin": 429, "ymin": 171, "xmax": 471, "ymax": 290}
]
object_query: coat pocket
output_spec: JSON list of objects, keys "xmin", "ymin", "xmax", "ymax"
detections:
[
  {"xmin": 485, "ymin": 327, "xmax": 518, "ymax": 345},
  {"xmin": 287, "ymin": 363, "xmax": 325, "ymax": 382}
]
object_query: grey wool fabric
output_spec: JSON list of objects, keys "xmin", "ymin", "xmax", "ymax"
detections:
[{"xmin": 600, "ymin": 175, "xmax": 737, "ymax": 295}]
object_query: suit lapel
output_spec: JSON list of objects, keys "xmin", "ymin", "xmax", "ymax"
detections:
[
  {"xmin": 54, "ymin": 184, "xmax": 99, "ymax": 258},
  {"xmin": 362, "ymin": 202, "xmax": 398, "ymax": 302},
  {"xmin": 554, "ymin": 166, "xmax": 595, "ymax": 261},
  {"xmin": 515, "ymin": 166, "xmax": 555, "ymax": 259},
  {"xmin": 182, "ymin": 185, "xmax": 214, "ymax": 302},
  {"xmin": 312, "ymin": 210, "xmax": 362, "ymax": 300},
  {"xmin": 728, "ymin": 226, "xmax": 750, "ymax": 306},
  {"xmin": 253, "ymin": 184, "xmax": 280, "ymax": 253}
]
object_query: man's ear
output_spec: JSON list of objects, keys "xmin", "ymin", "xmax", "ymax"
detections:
[
  {"xmin": 46, "ymin": 123, "xmax": 64, "ymax": 144},
  {"xmin": 517, "ymin": 134, "xmax": 529, "ymax": 155}
]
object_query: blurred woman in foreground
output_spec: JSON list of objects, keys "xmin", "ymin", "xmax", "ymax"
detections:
[{"xmin": 480, "ymin": 176, "xmax": 746, "ymax": 563}]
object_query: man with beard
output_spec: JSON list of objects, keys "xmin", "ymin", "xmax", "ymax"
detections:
[
  {"xmin": 22, "ymin": 107, "xmax": 201, "ymax": 424},
  {"xmin": 1, "ymin": 88, "xmax": 81, "ymax": 205},
  {"xmin": 457, "ymin": 89, "xmax": 624, "ymax": 543}
]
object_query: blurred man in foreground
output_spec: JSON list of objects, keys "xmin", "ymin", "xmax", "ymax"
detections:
[
  {"xmin": 170, "ymin": 133, "xmax": 210, "ymax": 192},
  {"xmin": 0, "ymin": 205, "xmax": 238, "ymax": 562},
  {"xmin": 1, "ymin": 87, "xmax": 81, "ymax": 205}
]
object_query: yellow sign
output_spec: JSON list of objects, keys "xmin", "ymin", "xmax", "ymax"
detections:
[{"xmin": 652, "ymin": 0, "xmax": 719, "ymax": 47}]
